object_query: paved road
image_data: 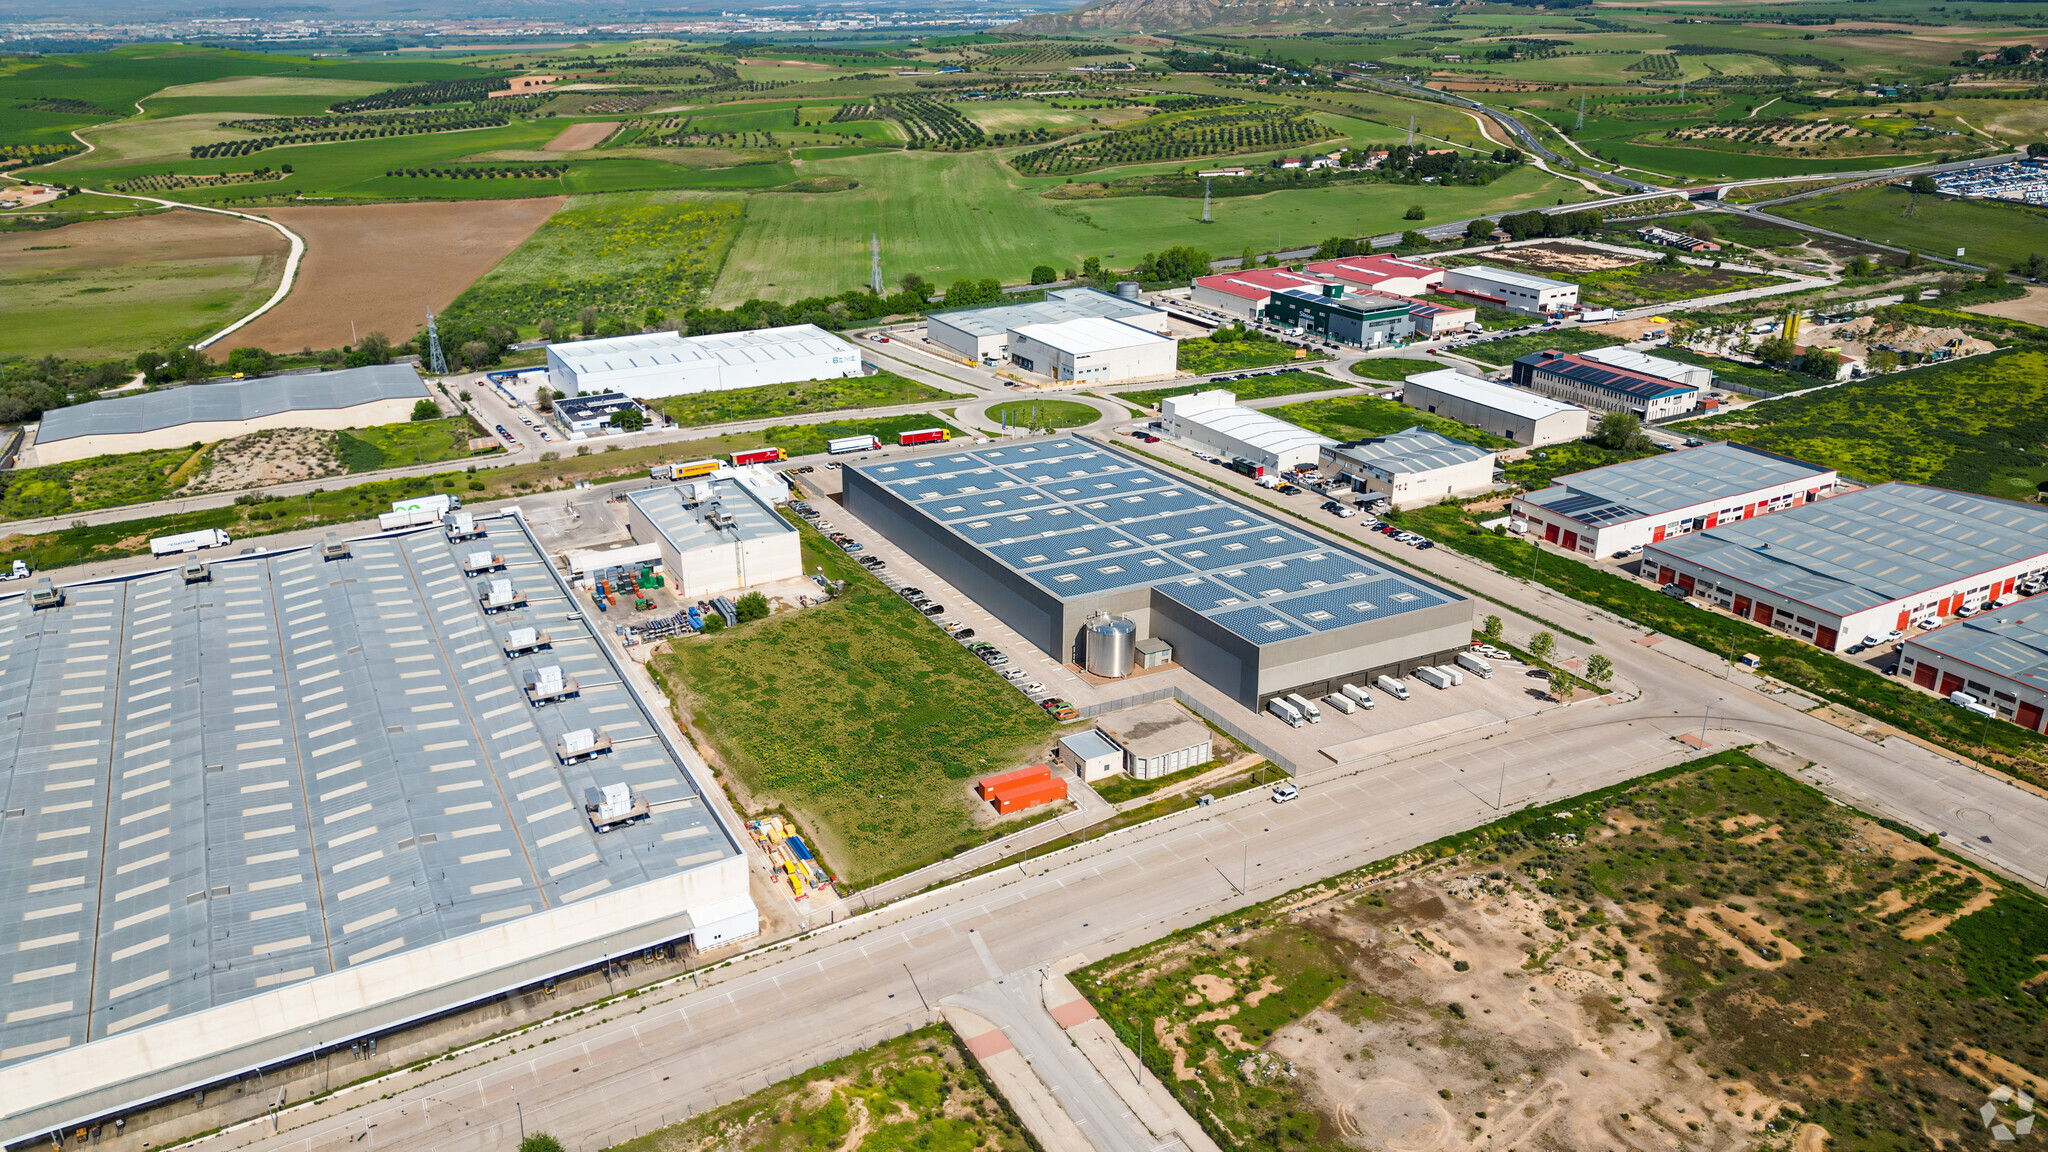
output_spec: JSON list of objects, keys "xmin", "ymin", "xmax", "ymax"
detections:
[
  {"xmin": 1359, "ymin": 77, "xmax": 1654, "ymax": 192},
  {"xmin": 194, "ymin": 417, "xmax": 2048, "ymax": 1152}
]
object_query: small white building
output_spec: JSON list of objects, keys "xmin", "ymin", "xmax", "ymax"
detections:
[
  {"xmin": 621, "ymin": 476, "xmax": 801, "ymax": 599},
  {"xmin": 1160, "ymin": 389, "xmax": 1336, "ymax": 472},
  {"xmin": 1059, "ymin": 729, "xmax": 1124, "ymax": 783},
  {"xmin": 545, "ymin": 324, "xmax": 863, "ymax": 399},
  {"xmin": 1321, "ymin": 426, "xmax": 1497, "ymax": 510},
  {"xmin": 1400, "ymin": 369, "xmax": 1589, "ymax": 447},
  {"xmin": 1440, "ymin": 265, "xmax": 1579, "ymax": 316},
  {"xmin": 1094, "ymin": 702, "xmax": 1213, "ymax": 781},
  {"xmin": 1576, "ymin": 345, "xmax": 1714, "ymax": 391},
  {"xmin": 926, "ymin": 287, "xmax": 1169, "ymax": 364},
  {"xmin": 1007, "ymin": 316, "xmax": 1175, "ymax": 384}
]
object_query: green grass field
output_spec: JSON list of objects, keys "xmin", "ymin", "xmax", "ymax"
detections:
[
  {"xmin": 1675, "ymin": 348, "xmax": 2048, "ymax": 499},
  {"xmin": 442, "ymin": 189, "xmax": 744, "ymax": 329},
  {"xmin": 1777, "ymin": 184, "xmax": 2048, "ymax": 267},
  {"xmin": 650, "ymin": 519, "xmax": 1057, "ymax": 886},
  {"xmin": 1176, "ymin": 335, "xmax": 1317, "ymax": 375},
  {"xmin": 1459, "ymin": 329, "xmax": 1620, "ymax": 366},
  {"xmin": 983, "ymin": 399, "xmax": 1099, "ymax": 431},
  {"xmin": 0, "ymin": 445, "xmax": 202, "ymax": 521},
  {"xmin": 652, "ymin": 369, "xmax": 960, "ymax": 429},
  {"xmin": 1270, "ymin": 394, "xmax": 1516, "ymax": 450},
  {"xmin": 712, "ymin": 152, "xmax": 1585, "ymax": 305},
  {"xmin": 1121, "ymin": 371, "xmax": 1351, "ymax": 408},
  {"xmin": 1348, "ymin": 356, "xmax": 1446, "ymax": 382},
  {"xmin": 336, "ymin": 415, "xmax": 490, "ymax": 472}
]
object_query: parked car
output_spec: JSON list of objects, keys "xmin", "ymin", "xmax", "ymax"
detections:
[
  {"xmin": 920, "ymin": 603, "xmax": 944, "ymax": 616},
  {"xmin": 1002, "ymin": 668, "xmax": 1027, "ymax": 681},
  {"xmin": 1660, "ymin": 583, "xmax": 1690, "ymax": 599},
  {"xmin": 1845, "ymin": 643, "xmax": 1868, "ymax": 655},
  {"xmin": 952, "ymin": 628, "xmax": 976, "ymax": 641},
  {"xmin": 898, "ymin": 587, "xmax": 924, "ymax": 600},
  {"xmin": 1271, "ymin": 782, "xmax": 1300, "ymax": 804},
  {"xmin": 1021, "ymin": 682, "xmax": 1046, "ymax": 694}
]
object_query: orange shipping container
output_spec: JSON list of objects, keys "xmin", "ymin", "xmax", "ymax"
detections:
[
  {"xmin": 994, "ymin": 776, "xmax": 1068, "ymax": 814},
  {"xmin": 977, "ymin": 763, "xmax": 1051, "ymax": 802}
]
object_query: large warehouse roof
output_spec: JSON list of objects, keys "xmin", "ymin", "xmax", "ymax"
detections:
[
  {"xmin": 1649, "ymin": 483, "xmax": 2048, "ymax": 615},
  {"xmin": 1010, "ymin": 315, "xmax": 1170, "ymax": 354},
  {"xmin": 36, "ymin": 365, "xmax": 428, "ymax": 445},
  {"xmin": 1405, "ymin": 369, "xmax": 1583, "ymax": 421},
  {"xmin": 0, "ymin": 513, "xmax": 748, "ymax": 1133},
  {"xmin": 1576, "ymin": 345, "xmax": 1708, "ymax": 387},
  {"xmin": 1523, "ymin": 442, "xmax": 1834, "ymax": 526},
  {"xmin": 851, "ymin": 439, "xmax": 1462, "ymax": 645},
  {"xmin": 1454, "ymin": 264, "xmax": 1575, "ymax": 292},
  {"xmin": 1908, "ymin": 606, "xmax": 2048, "ymax": 694},
  {"xmin": 548, "ymin": 324, "xmax": 856, "ymax": 377},
  {"xmin": 1515, "ymin": 350, "xmax": 1695, "ymax": 403},
  {"xmin": 929, "ymin": 287, "xmax": 1160, "ymax": 338}
]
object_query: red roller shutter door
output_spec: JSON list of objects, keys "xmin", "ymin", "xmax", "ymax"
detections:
[
  {"xmin": 1939, "ymin": 672, "xmax": 1965, "ymax": 696},
  {"xmin": 1733, "ymin": 596, "xmax": 1752, "ymax": 617},
  {"xmin": 2019, "ymin": 702, "xmax": 2045, "ymax": 732},
  {"xmin": 1561, "ymin": 530, "xmax": 1579, "ymax": 552},
  {"xmin": 1815, "ymin": 626, "xmax": 1838, "ymax": 650},
  {"xmin": 1677, "ymin": 573, "xmax": 1696, "ymax": 593},
  {"xmin": 1753, "ymin": 600, "xmax": 1773, "ymax": 624},
  {"xmin": 1659, "ymin": 566, "xmax": 1676, "ymax": 585},
  {"xmin": 1897, "ymin": 609, "xmax": 1910, "ymax": 631},
  {"xmin": 1544, "ymin": 523, "xmax": 1559, "ymax": 544},
  {"xmin": 1652, "ymin": 525, "xmax": 1666, "ymax": 543},
  {"xmin": 1705, "ymin": 513, "xmax": 1719, "ymax": 528},
  {"xmin": 1913, "ymin": 663, "xmax": 1938, "ymax": 689}
]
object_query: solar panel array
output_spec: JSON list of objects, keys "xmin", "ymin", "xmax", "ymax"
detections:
[
  {"xmin": 0, "ymin": 515, "xmax": 733, "ymax": 1069},
  {"xmin": 857, "ymin": 439, "xmax": 1461, "ymax": 645}
]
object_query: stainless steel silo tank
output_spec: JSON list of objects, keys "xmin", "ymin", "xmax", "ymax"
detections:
[{"xmin": 1083, "ymin": 612, "xmax": 1137, "ymax": 678}]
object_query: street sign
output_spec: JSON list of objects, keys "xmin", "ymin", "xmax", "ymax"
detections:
[{"xmin": 1957, "ymin": 247, "xmax": 1967, "ymax": 257}]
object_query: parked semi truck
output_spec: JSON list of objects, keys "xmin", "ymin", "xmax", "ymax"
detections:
[
  {"xmin": 1267, "ymin": 697, "xmax": 1303, "ymax": 727},
  {"xmin": 828, "ymin": 434, "xmax": 881, "ymax": 455},
  {"xmin": 1455, "ymin": 651, "xmax": 1493, "ymax": 678},
  {"xmin": 150, "ymin": 529, "xmax": 231, "ymax": 557},
  {"xmin": 391, "ymin": 494, "xmax": 459, "ymax": 516},
  {"xmin": 731, "ymin": 447, "xmax": 786, "ymax": 467},
  {"xmin": 1283, "ymin": 692, "xmax": 1322, "ymax": 724},
  {"xmin": 650, "ymin": 459, "xmax": 721, "ymax": 481},
  {"xmin": 899, "ymin": 428, "xmax": 951, "ymax": 447}
]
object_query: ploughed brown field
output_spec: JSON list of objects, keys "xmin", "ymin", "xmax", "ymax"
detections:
[
  {"xmin": 226, "ymin": 198, "xmax": 564, "ymax": 357},
  {"xmin": 543, "ymin": 121, "xmax": 617, "ymax": 151}
]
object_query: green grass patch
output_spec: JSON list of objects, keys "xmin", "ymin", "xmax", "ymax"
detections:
[
  {"xmin": 1348, "ymin": 356, "xmax": 1445, "ymax": 382},
  {"xmin": 1649, "ymin": 346, "xmax": 1804, "ymax": 395},
  {"xmin": 1268, "ymin": 395, "xmax": 1516, "ymax": 451},
  {"xmin": 1121, "ymin": 370, "xmax": 1349, "ymax": 409},
  {"xmin": 335, "ymin": 415, "xmax": 491, "ymax": 473},
  {"xmin": 601, "ymin": 1023, "xmax": 1032, "ymax": 1152},
  {"xmin": 1175, "ymin": 334, "xmax": 1321, "ymax": 375},
  {"xmin": 1458, "ymin": 328, "xmax": 1622, "ymax": 366},
  {"xmin": 651, "ymin": 369, "xmax": 960, "ymax": 429},
  {"xmin": 0, "ymin": 445, "xmax": 201, "ymax": 520},
  {"xmin": 1673, "ymin": 347, "xmax": 2048, "ymax": 498},
  {"xmin": 649, "ymin": 516, "xmax": 1056, "ymax": 887},
  {"xmin": 1505, "ymin": 439, "xmax": 1662, "ymax": 491},
  {"xmin": 984, "ymin": 399, "xmax": 1099, "ymax": 431},
  {"xmin": 1777, "ymin": 183, "xmax": 2048, "ymax": 267},
  {"xmin": 1091, "ymin": 758, "xmax": 1229, "ymax": 805}
]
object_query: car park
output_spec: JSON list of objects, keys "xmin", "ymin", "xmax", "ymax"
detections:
[
  {"xmin": 1021, "ymin": 682, "xmax": 1046, "ymax": 694},
  {"xmin": 898, "ymin": 587, "xmax": 924, "ymax": 599},
  {"xmin": 1414, "ymin": 539, "xmax": 1436, "ymax": 550}
]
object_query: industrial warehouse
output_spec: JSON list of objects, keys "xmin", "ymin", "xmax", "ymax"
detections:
[
  {"xmin": 841, "ymin": 438, "xmax": 1472, "ymax": 709},
  {"xmin": 1516, "ymin": 442, "xmax": 1837, "ymax": 558},
  {"xmin": 622, "ymin": 475, "xmax": 802, "ymax": 599},
  {"xmin": 924, "ymin": 286, "xmax": 1170, "ymax": 364},
  {"xmin": 1511, "ymin": 349, "xmax": 1700, "ymax": 420},
  {"xmin": 0, "ymin": 513, "xmax": 756, "ymax": 1139},
  {"xmin": 1159, "ymin": 388, "xmax": 1337, "ymax": 472},
  {"xmin": 1645, "ymin": 483, "xmax": 2048, "ymax": 653},
  {"xmin": 1400, "ymin": 369, "xmax": 1590, "ymax": 447},
  {"xmin": 29, "ymin": 365, "xmax": 430, "ymax": 467},
  {"xmin": 544, "ymin": 324, "xmax": 863, "ymax": 399},
  {"xmin": 1900, "ymin": 604, "xmax": 2048, "ymax": 732}
]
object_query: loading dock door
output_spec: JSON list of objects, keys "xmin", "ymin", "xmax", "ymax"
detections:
[
  {"xmin": 1914, "ymin": 664, "xmax": 1938, "ymax": 689},
  {"xmin": 1733, "ymin": 596, "xmax": 1752, "ymax": 617},
  {"xmin": 1544, "ymin": 523, "xmax": 1559, "ymax": 544},
  {"xmin": 1814, "ymin": 626, "xmax": 1838, "ymax": 650},
  {"xmin": 1939, "ymin": 672, "xmax": 1965, "ymax": 696},
  {"xmin": 2020, "ymin": 702, "xmax": 2045, "ymax": 732},
  {"xmin": 1753, "ymin": 601, "xmax": 1772, "ymax": 624}
]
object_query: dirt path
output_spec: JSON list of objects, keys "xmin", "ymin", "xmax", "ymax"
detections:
[
  {"xmin": 228, "ymin": 198, "xmax": 563, "ymax": 354},
  {"xmin": 83, "ymin": 190, "xmax": 307, "ymax": 350}
]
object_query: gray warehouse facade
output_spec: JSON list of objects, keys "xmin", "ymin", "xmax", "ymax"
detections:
[{"xmin": 843, "ymin": 438, "xmax": 1471, "ymax": 710}]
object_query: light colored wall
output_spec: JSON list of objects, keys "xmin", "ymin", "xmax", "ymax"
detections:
[
  {"xmin": 550, "ymin": 348, "xmax": 860, "ymax": 399},
  {"xmin": 1401, "ymin": 380, "xmax": 1588, "ymax": 447},
  {"xmin": 1010, "ymin": 331, "xmax": 1175, "ymax": 385},
  {"xmin": 31, "ymin": 398, "xmax": 423, "ymax": 467},
  {"xmin": 926, "ymin": 316, "xmax": 1000, "ymax": 362},
  {"xmin": 1354, "ymin": 455, "xmax": 1497, "ymax": 510},
  {"xmin": 1189, "ymin": 285, "xmax": 1263, "ymax": 319}
]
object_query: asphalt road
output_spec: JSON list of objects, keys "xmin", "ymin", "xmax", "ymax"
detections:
[{"xmin": 199, "ymin": 414, "xmax": 2048, "ymax": 1152}]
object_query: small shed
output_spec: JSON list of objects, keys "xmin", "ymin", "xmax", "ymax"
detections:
[{"xmin": 1059, "ymin": 729, "xmax": 1124, "ymax": 783}]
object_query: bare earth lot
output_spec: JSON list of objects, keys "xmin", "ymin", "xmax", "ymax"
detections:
[
  {"xmin": 1964, "ymin": 284, "xmax": 2048, "ymax": 326},
  {"xmin": 544, "ymin": 121, "xmax": 618, "ymax": 151},
  {"xmin": 231, "ymin": 198, "xmax": 563, "ymax": 354}
]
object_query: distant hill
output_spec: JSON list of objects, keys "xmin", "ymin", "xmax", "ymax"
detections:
[{"xmin": 1001, "ymin": 0, "xmax": 1281, "ymax": 34}]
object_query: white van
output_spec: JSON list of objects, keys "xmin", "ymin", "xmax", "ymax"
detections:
[{"xmin": 1341, "ymin": 683, "xmax": 1375, "ymax": 709}]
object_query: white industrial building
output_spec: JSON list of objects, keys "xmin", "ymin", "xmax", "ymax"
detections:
[
  {"xmin": 1401, "ymin": 369, "xmax": 1590, "ymax": 447},
  {"xmin": 622, "ymin": 476, "xmax": 802, "ymax": 599},
  {"xmin": 545, "ymin": 324, "xmax": 863, "ymax": 399},
  {"xmin": 1160, "ymin": 389, "xmax": 1336, "ymax": 472},
  {"xmin": 926, "ymin": 287, "xmax": 1169, "ymax": 364},
  {"xmin": 1320, "ymin": 427, "xmax": 1497, "ymax": 510},
  {"xmin": 1008, "ymin": 315, "xmax": 1176, "ymax": 384},
  {"xmin": 1515, "ymin": 442, "xmax": 1837, "ymax": 558},
  {"xmin": 1900, "ymin": 604, "xmax": 2048, "ymax": 733},
  {"xmin": 1647, "ymin": 484, "xmax": 2048, "ymax": 655},
  {"xmin": 1440, "ymin": 265, "xmax": 1579, "ymax": 316},
  {"xmin": 1577, "ymin": 345, "xmax": 1714, "ymax": 390},
  {"xmin": 1093, "ymin": 702, "xmax": 1214, "ymax": 781}
]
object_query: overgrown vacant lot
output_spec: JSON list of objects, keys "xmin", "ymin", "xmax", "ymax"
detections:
[
  {"xmin": 1177, "ymin": 333, "xmax": 1319, "ymax": 375},
  {"xmin": 1077, "ymin": 752, "xmax": 2048, "ymax": 1152},
  {"xmin": 1271, "ymin": 394, "xmax": 1516, "ymax": 451},
  {"xmin": 652, "ymin": 370, "xmax": 959, "ymax": 429},
  {"xmin": 1676, "ymin": 347, "xmax": 2048, "ymax": 500},
  {"xmin": 651, "ymin": 521, "xmax": 1055, "ymax": 887},
  {"xmin": 603, "ymin": 1024, "xmax": 1030, "ymax": 1152},
  {"xmin": 1122, "ymin": 370, "xmax": 1348, "ymax": 409}
]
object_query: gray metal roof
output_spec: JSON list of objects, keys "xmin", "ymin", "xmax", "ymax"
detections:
[
  {"xmin": 552, "ymin": 392, "xmax": 640, "ymax": 423},
  {"xmin": 927, "ymin": 287, "xmax": 1162, "ymax": 340},
  {"xmin": 1404, "ymin": 369, "xmax": 1584, "ymax": 421},
  {"xmin": 547, "ymin": 325, "xmax": 860, "ymax": 378},
  {"xmin": 1166, "ymin": 394, "xmax": 1338, "ymax": 458},
  {"xmin": 0, "ymin": 513, "xmax": 736, "ymax": 1070},
  {"xmin": 1327, "ymin": 427, "xmax": 1494, "ymax": 478},
  {"xmin": 36, "ymin": 366, "xmax": 429, "ymax": 445},
  {"xmin": 1451, "ymin": 264, "xmax": 1576, "ymax": 292},
  {"xmin": 1906, "ymin": 605, "xmax": 2048, "ymax": 694},
  {"xmin": 1523, "ymin": 442, "xmax": 1834, "ymax": 525},
  {"xmin": 854, "ymin": 438, "xmax": 1463, "ymax": 646},
  {"xmin": 1648, "ymin": 483, "xmax": 2048, "ymax": 616},
  {"xmin": 625, "ymin": 477, "xmax": 795, "ymax": 551}
]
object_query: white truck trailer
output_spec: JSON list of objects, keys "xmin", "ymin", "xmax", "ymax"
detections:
[{"xmin": 150, "ymin": 529, "xmax": 231, "ymax": 557}]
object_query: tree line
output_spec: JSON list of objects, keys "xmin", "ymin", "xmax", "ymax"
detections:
[{"xmin": 189, "ymin": 114, "xmax": 507, "ymax": 159}]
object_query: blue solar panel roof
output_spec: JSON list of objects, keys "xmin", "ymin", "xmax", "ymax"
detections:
[{"xmin": 852, "ymin": 439, "xmax": 1464, "ymax": 645}]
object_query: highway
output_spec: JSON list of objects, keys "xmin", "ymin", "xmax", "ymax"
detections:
[{"xmin": 189, "ymin": 405, "xmax": 2048, "ymax": 1152}]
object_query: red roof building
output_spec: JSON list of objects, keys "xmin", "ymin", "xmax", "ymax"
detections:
[{"xmin": 1304, "ymin": 255, "xmax": 1446, "ymax": 298}]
